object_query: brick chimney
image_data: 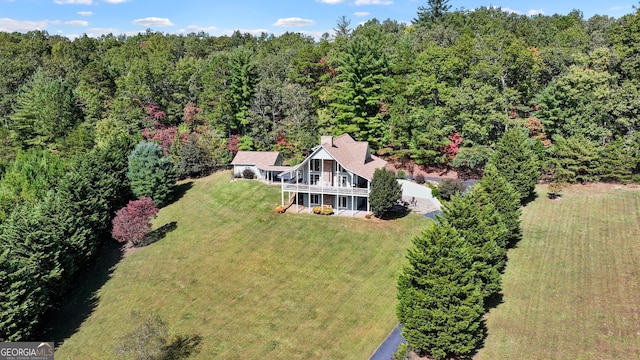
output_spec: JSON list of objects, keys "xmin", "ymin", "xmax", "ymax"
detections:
[{"xmin": 321, "ymin": 136, "xmax": 333, "ymax": 147}]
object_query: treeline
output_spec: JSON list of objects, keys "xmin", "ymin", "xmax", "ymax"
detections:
[
  {"xmin": 2, "ymin": 1, "xmax": 640, "ymax": 341},
  {"xmin": 1, "ymin": 5, "xmax": 640, "ymax": 178},
  {"xmin": 0, "ymin": 136, "xmax": 132, "ymax": 340}
]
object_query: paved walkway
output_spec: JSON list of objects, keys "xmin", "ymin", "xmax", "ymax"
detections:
[{"xmin": 369, "ymin": 324, "xmax": 405, "ymax": 360}]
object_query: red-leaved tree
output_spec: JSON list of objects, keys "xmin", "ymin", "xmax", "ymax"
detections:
[
  {"xmin": 442, "ymin": 132, "xmax": 463, "ymax": 161},
  {"xmin": 112, "ymin": 197, "xmax": 159, "ymax": 247}
]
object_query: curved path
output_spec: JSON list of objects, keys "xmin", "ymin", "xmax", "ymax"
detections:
[{"xmin": 369, "ymin": 324, "xmax": 405, "ymax": 360}]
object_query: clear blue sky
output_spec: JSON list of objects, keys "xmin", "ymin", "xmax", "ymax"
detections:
[{"xmin": 0, "ymin": 0, "xmax": 636, "ymax": 39}]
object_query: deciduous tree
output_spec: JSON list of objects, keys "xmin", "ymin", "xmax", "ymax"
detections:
[{"xmin": 111, "ymin": 197, "xmax": 159, "ymax": 247}]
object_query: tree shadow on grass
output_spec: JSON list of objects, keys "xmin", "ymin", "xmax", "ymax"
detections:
[
  {"xmin": 521, "ymin": 191, "xmax": 539, "ymax": 207},
  {"xmin": 484, "ymin": 292, "xmax": 504, "ymax": 312},
  {"xmin": 379, "ymin": 204, "xmax": 411, "ymax": 220},
  {"xmin": 470, "ymin": 320, "xmax": 490, "ymax": 359},
  {"xmin": 37, "ymin": 239, "xmax": 123, "ymax": 345},
  {"xmin": 161, "ymin": 334, "xmax": 203, "ymax": 359},
  {"xmin": 138, "ymin": 221, "xmax": 178, "ymax": 247},
  {"xmin": 164, "ymin": 181, "xmax": 194, "ymax": 207}
]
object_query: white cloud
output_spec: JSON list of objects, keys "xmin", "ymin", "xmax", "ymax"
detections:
[
  {"xmin": 489, "ymin": 6, "xmax": 544, "ymax": 16},
  {"xmin": 64, "ymin": 20, "xmax": 89, "ymax": 26},
  {"xmin": 102, "ymin": 0, "xmax": 129, "ymax": 3},
  {"xmin": 316, "ymin": 0, "xmax": 347, "ymax": 3},
  {"xmin": 355, "ymin": 0, "xmax": 393, "ymax": 5},
  {"xmin": 54, "ymin": 0, "xmax": 93, "ymax": 4},
  {"xmin": 354, "ymin": 11, "xmax": 370, "ymax": 17},
  {"xmin": 500, "ymin": 7, "xmax": 520, "ymax": 14},
  {"xmin": 86, "ymin": 27, "xmax": 118, "ymax": 36},
  {"xmin": 273, "ymin": 17, "xmax": 314, "ymax": 27},
  {"xmin": 132, "ymin": 17, "xmax": 174, "ymax": 27},
  {"xmin": 178, "ymin": 25, "xmax": 219, "ymax": 34},
  {"xmin": 528, "ymin": 9, "xmax": 544, "ymax": 16},
  {"xmin": 0, "ymin": 18, "xmax": 48, "ymax": 32},
  {"xmin": 77, "ymin": 11, "xmax": 93, "ymax": 16},
  {"xmin": 300, "ymin": 30, "xmax": 327, "ymax": 39},
  {"xmin": 610, "ymin": 5, "xmax": 631, "ymax": 11}
]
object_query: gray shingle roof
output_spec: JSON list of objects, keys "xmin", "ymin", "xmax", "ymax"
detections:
[
  {"xmin": 321, "ymin": 134, "xmax": 387, "ymax": 181},
  {"xmin": 231, "ymin": 151, "xmax": 281, "ymax": 169}
]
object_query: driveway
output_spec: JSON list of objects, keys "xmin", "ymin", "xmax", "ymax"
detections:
[{"xmin": 398, "ymin": 179, "xmax": 442, "ymax": 214}]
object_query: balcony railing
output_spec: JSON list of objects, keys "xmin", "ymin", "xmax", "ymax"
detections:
[{"xmin": 282, "ymin": 183, "xmax": 369, "ymax": 196}]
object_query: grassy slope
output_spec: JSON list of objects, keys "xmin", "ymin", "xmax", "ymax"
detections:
[
  {"xmin": 477, "ymin": 184, "xmax": 640, "ymax": 359},
  {"xmin": 55, "ymin": 171, "xmax": 429, "ymax": 359}
]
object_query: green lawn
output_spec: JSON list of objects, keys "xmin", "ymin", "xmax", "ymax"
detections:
[
  {"xmin": 54, "ymin": 171, "xmax": 429, "ymax": 359},
  {"xmin": 477, "ymin": 184, "xmax": 640, "ymax": 359}
]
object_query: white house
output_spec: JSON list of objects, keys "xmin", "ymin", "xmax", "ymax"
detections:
[
  {"xmin": 279, "ymin": 134, "xmax": 387, "ymax": 214},
  {"xmin": 231, "ymin": 151, "xmax": 290, "ymax": 182}
]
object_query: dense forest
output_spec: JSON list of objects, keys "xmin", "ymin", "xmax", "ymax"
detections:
[{"xmin": 2, "ymin": 2, "xmax": 640, "ymax": 341}]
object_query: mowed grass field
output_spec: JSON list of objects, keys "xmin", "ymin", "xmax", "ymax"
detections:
[
  {"xmin": 54, "ymin": 171, "xmax": 429, "ymax": 359},
  {"xmin": 477, "ymin": 184, "xmax": 640, "ymax": 360}
]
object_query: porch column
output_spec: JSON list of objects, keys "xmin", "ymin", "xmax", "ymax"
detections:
[
  {"xmin": 321, "ymin": 159, "xmax": 324, "ymax": 190},
  {"xmin": 281, "ymin": 176, "xmax": 284, "ymax": 206},
  {"xmin": 295, "ymin": 170, "xmax": 300, "ymax": 213},
  {"xmin": 351, "ymin": 195, "xmax": 354, "ymax": 214},
  {"xmin": 367, "ymin": 180, "xmax": 371, "ymax": 213}
]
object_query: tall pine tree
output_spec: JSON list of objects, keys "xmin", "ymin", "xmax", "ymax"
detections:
[
  {"xmin": 476, "ymin": 164, "xmax": 522, "ymax": 247},
  {"xmin": 414, "ymin": 0, "xmax": 452, "ymax": 26},
  {"xmin": 442, "ymin": 191, "xmax": 508, "ymax": 301},
  {"xmin": 9, "ymin": 69, "xmax": 79, "ymax": 150},
  {"xmin": 488, "ymin": 127, "xmax": 540, "ymax": 202},
  {"xmin": 397, "ymin": 221, "xmax": 485, "ymax": 359}
]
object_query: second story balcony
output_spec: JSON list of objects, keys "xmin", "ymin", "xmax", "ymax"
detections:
[{"xmin": 282, "ymin": 183, "xmax": 369, "ymax": 196}]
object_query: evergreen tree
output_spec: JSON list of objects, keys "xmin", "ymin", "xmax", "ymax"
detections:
[
  {"xmin": 321, "ymin": 32, "xmax": 390, "ymax": 148},
  {"xmin": 369, "ymin": 168, "xmax": 402, "ymax": 218},
  {"xmin": 228, "ymin": 47, "xmax": 258, "ymax": 135},
  {"xmin": 0, "ymin": 246, "xmax": 46, "ymax": 341},
  {"xmin": 414, "ymin": 0, "xmax": 452, "ymax": 26},
  {"xmin": 488, "ymin": 127, "xmax": 540, "ymax": 202},
  {"xmin": 0, "ymin": 148, "xmax": 67, "ymax": 222},
  {"xmin": 442, "ymin": 191, "xmax": 508, "ymax": 300},
  {"xmin": 475, "ymin": 164, "xmax": 522, "ymax": 247},
  {"xmin": 127, "ymin": 141, "xmax": 176, "ymax": 207},
  {"xmin": 9, "ymin": 69, "xmax": 79, "ymax": 150},
  {"xmin": 549, "ymin": 134, "xmax": 601, "ymax": 184},
  {"xmin": 397, "ymin": 221, "xmax": 485, "ymax": 359},
  {"xmin": 0, "ymin": 201, "xmax": 63, "ymax": 341},
  {"xmin": 178, "ymin": 133, "xmax": 214, "ymax": 178},
  {"xmin": 599, "ymin": 138, "xmax": 634, "ymax": 184},
  {"xmin": 333, "ymin": 16, "xmax": 353, "ymax": 38}
]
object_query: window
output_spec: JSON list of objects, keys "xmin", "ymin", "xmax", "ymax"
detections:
[
  {"xmin": 310, "ymin": 194, "xmax": 320, "ymax": 205},
  {"xmin": 310, "ymin": 174, "xmax": 320, "ymax": 185},
  {"xmin": 339, "ymin": 175, "xmax": 348, "ymax": 187},
  {"xmin": 338, "ymin": 196, "xmax": 347, "ymax": 209},
  {"xmin": 311, "ymin": 159, "xmax": 320, "ymax": 171},
  {"xmin": 337, "ymin": 163, "xmax": 345, "ymax": 173}
]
